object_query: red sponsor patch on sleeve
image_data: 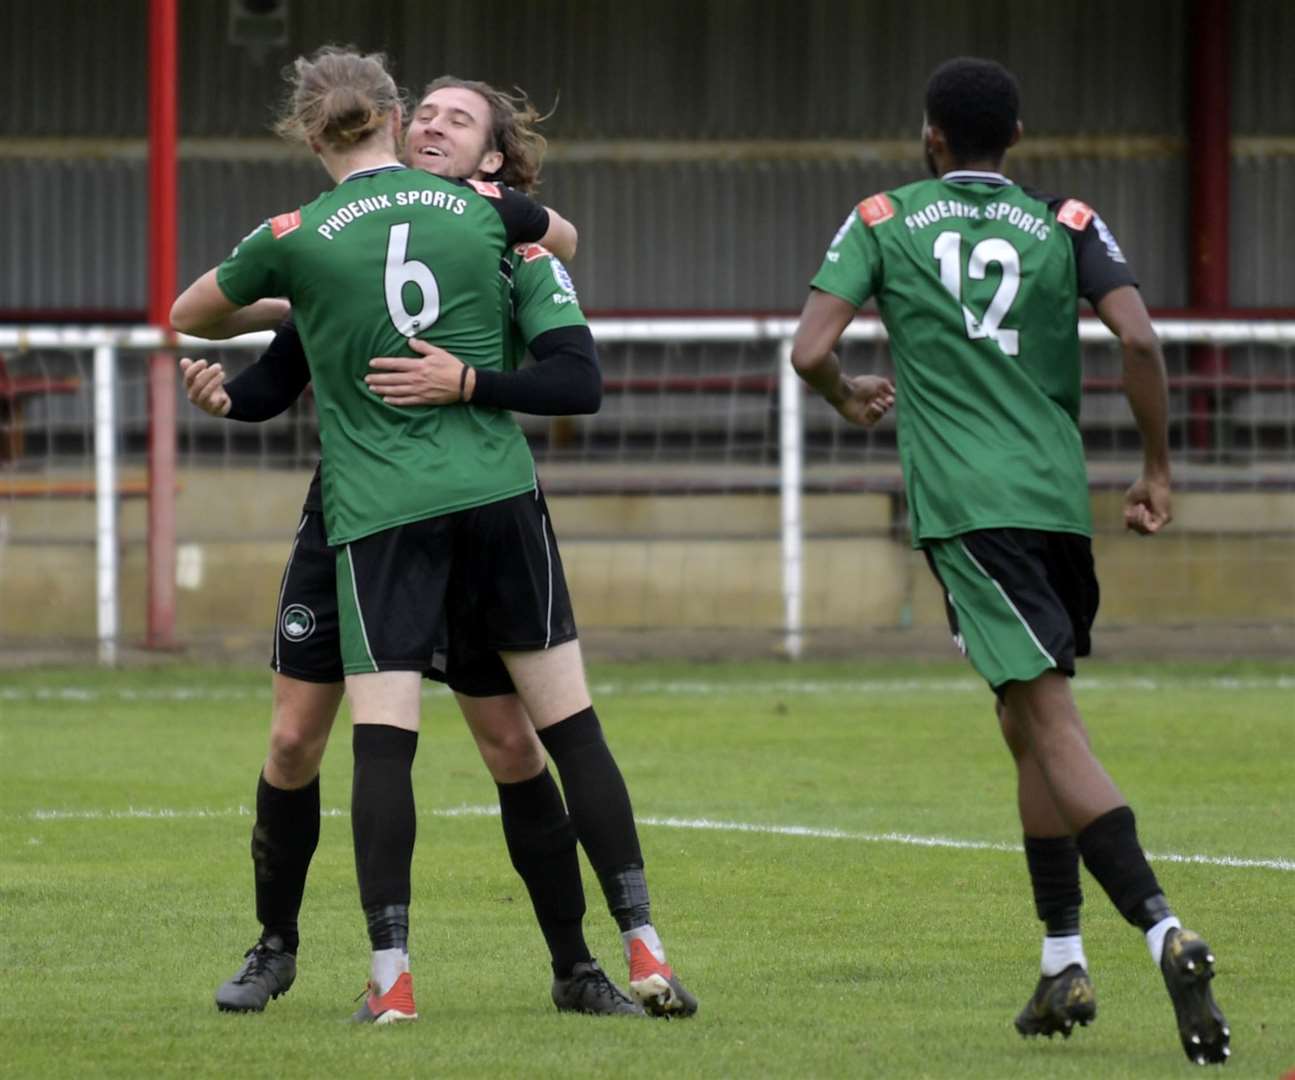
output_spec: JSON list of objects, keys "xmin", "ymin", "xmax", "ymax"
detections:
[
  {"xmin": 270, "ymin": 210, "xmax": 302, "ymax": 239},
  {"xmin": 515, "ymin": 243, "xmax": 552, "ymax": 262},
  {"xmin": 467, "ymin": 179, "xmax": 502, "ymax": 198},
  {"xmin": 1056, "ymin": 199, "xmax": 1094, "ymax": 231},
  {"xmin": 857, "ymin": 193, "xmax": 895, "ymax": 227}
]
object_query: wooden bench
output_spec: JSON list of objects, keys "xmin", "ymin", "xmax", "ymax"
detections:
[{"xmin": 0, "ymin": 478, "xmax": 153, "ymax": 499}]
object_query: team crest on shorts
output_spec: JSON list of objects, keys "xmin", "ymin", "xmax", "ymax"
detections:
[{"xmin": 281, "ymin": 604, "xmax": 316, "ymax": 642}]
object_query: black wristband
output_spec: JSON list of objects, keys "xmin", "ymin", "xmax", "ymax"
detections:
[{"xmin": 459, "ymin": 362, "xmax": 470, "ymax": 401}]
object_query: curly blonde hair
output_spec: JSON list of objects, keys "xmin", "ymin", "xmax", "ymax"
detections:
[
  {"xmin": 420, "ymin": 76, "xmax": 549, "ymax": 193},
  {"xmin": 275, "ymin": 46, "xmax": 404, "ymax": 150}
]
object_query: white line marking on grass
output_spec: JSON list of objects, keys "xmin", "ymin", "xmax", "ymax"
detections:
[
  {"xmin": 21, "ymin": 803, "xmax": 1294, "ymax": 873},
  {"xmin": 4, "ymin": 675, "xmax": 1293, "ymax": 704},
  {"xmin": 28, "ymin": 805, "xmax": 346, "ymax": 821},
  {"xmin": 25, "ymin": 804, "xmax": 492, "ymax": 823},
  {"xmin": 638, "ymin": 815, "xmax": 1295, "ymax": 873}
]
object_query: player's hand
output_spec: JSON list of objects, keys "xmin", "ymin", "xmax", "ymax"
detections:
[
  {"xmin": 829, "ymin": 374, "xmax": 895, "ymax": 428},
  {"xmin": 365, "ymin": 338, "xmax": 476, "ymax": 406},
  {"xmin": 179, "ymin": 357, "xmax": 231, "ymax": 418},
  {"xmin": 1123, "ymin": 471, "xmax": 1172, "ymax": 535}
]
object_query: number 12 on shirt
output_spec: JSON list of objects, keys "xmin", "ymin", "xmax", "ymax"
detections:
[{"xmin": 933, "ymin": 231, "xmax": 1021, "ymax": 357}]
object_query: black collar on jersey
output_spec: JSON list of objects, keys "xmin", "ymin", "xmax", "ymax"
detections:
[
  {"xmin": 339, "ymin": 163, "xmax": 407, "ymax": 184},
  {"xmin": 942, "ymin": 169, "xmax": 1012, "ymax": 186}
]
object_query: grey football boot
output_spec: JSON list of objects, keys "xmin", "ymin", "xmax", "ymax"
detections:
[
  {"xmin": 552, "ymin": 959, "xmax": 646, "ymax": 1016},
  {"xmin": 215, "ymin": 936, "xmax": 297, "ymax": 1013}
]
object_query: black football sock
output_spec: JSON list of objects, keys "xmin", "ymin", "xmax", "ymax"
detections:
[
  {"xmin": 599, "ymin": 865, "xmax": 652, "ymax": 932},
  {"xmin": 1023, "ymin": 834, "xmax": 1082, "ymax": 936},
  {"xmin": 251, "ymin": 771, "xmax": 320, "ymax": 955},
  {"xmin": 1075, "ymin": 806, "xmax": 1170, "ymax": 929},
  {"xmin": 538, "ymin": 707, "xmax": 651, "ymax": 931},
  {"xmin": 351, "ymin": 724, "xmax": 418, "ymax": 949},
  {"xmin": 497, "ymin": 768, "xmax": 592, "ymax": 978},
  {"xmin": 363, "ymin": 903, "xmax": 410, "ymax": 953}
]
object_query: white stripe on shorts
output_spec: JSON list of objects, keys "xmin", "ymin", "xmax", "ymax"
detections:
[
  {"xmin": 541, "ymin": 514, "xmax": 553, "ymax": 649},
  {"xmin": 957, "ymin": 539, "xmax": 1057, "ymax": 669},
  {"xmin": 345, "ymin": 543, "xmax": 378, "ymax": 671}
]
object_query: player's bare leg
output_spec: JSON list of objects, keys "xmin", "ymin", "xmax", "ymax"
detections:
[
  {"xmin": 998, "ymin": 698, "xmax": 1095, "ymax": 1039},
  {"xmin": 501, "ymin": 642, "xmax": 697, "ymax": 1017},
  {"xmin": 264, "ymin": 674, "xmax": 342, "ymax": 788},
  {"xmin": 458, "ymin": 691, "xmax": 643, "ymax": 1016},
  {"xmin": 459, "ymin": 692, "xmax": 546, "ymax": 782},
  {"xmin": 1005, "ymin": 673, "xmax": 1229, "ymax": 1063},
  {"xmin": 345, "ymin": 671, "xmax": 421, "ymax": 1023},
  {"xmin": 215, "ymin": 675, "xmax": 342, "ymax": 1013}
]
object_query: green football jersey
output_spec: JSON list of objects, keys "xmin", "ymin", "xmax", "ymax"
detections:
[
  {"xmin": 503, "ymin": 242, "xmax": 589, "ymax": 368},
  {"xmin": 293, "ymin": 240, "xmax": 588, "ymax": 515},
  {"xmin": 811, "ymin": 170, "xmax": 1136, "ymax": 545},
  {"xmin": 217, "ymin": 166, "xmax": 551, "ymax": 545}
]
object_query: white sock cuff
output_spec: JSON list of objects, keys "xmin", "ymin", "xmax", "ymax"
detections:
[
  {"xmin": 1041, "ymin": 934, "xmax": 1087, "ymax": 977},
  {"xmin": 1146, "ymin": 916, "xmax": 1182, "ymax": 966},
  {"xmin": 371, "ymin": 947, "xmax": 410, "ymax": 996},
  {"xmin": 622, "ymin": 923, "xmax": 665, "ymax": 963}
]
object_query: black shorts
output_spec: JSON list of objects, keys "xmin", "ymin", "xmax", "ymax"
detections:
[
  {"xmin": 271, "ymin": 512, "xmax": 345, "ymax": 684},
  {"xmin": 923, "ymin": 528, "xmax": 1099, "ymax": 696},
  {"xmin": 336, "ymin": 489, "xmax": 578, "ymax": 686},
  {"xmin": 269, "ymin": 495, "xmax": 570, "ymax": 695}
]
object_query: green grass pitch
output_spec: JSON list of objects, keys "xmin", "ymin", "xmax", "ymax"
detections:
[{"xmin": 2, "ymin": 659, "xmax": 1293, "ymax": 1078}]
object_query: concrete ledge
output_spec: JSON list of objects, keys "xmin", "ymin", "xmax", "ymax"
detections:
[{"xmin": 2, "ymin": 471, "xmax": 1291, "ymax": 652}]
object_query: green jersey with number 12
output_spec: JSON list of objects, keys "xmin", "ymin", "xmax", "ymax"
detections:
[
  {"xmin": 811, "ymin": 171, "xmax": 1136, "ymax": 545},
  {"xmin": 218, "ymin": 165, "xmax": 550, "ymax": 545}
]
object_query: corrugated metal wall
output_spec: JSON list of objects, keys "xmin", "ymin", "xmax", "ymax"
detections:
[
  {"xmin": 0, "ymin": 155, "xmax": 1194, "ymax": 311},
  {"xmin": 0, "ymin": 0, "xmax": 1284, "ymax": 137},
  {"xmin": 0, "ymin": 0, "xmax": 1289, "ymax": 312},
  {"xmin": 0, "ymin": 159, "xmax": 149, "ymax": 309},
  {"xmin": 1232, "ymin": 0, "xmax": 1295, "ymax": 135},
  {"xmin": 1232, "ymin": 157, "xmax": 1295, "ymax": 307},
  {"xmin": 1, "ymin": 0, "xmax": 1205, "ymax": 138}
]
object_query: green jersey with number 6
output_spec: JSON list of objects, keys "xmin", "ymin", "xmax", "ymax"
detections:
[
  {"xmin": 811, "ymin": 170, "xmax": 1136, "ymax": 546},
  {"xmin": 217, "ymin": 165, "xmax": 552, "ymax": 545}
]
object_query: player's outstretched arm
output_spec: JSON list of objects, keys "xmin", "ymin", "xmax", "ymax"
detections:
[
  {"xmin": 171, "ymin": 268, "xmax": 290, "ymax": 340},
  {"xmin": 366, "ymin": 328, "xmax": 600, "ymax": 414},
  {"xmin": 468, "ymin": 326, "xmax": 600, "ymax": 414},
  {"xmin": 1096, "ymin": 284, "xmax": 1172, "ymax": 534},
  {"xmin": 791, "ymin": 288, "xmax": 895, "ymax": 427},
  {"xmin": 538, "ymin": 207, "xmax": 578, "ymax": 262},
  {"xmin": 180, "ymin": 320, "xmax": 311, "ymax": 422}
]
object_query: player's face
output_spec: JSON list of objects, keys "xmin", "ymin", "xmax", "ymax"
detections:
[{"xmin": 405, "ymin": 87, "xmax": 502, "ymax": 181}]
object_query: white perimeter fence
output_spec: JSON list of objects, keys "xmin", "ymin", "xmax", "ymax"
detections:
[{"xmin": 2, "ymin": 317, "xmax": 1294, "ymax": 666}]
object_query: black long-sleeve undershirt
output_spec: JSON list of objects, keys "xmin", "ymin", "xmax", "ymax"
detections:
[
  {"xmin": 223, "ymin": 320, "xmax": 309, "ymax": 422},
  {"xmin": 222, "ymin": 320, "xmax": 601, "ymax": 420},
  {"xmin": 470, "ymin": 326, "xmax": 601, "ymax": 414}
]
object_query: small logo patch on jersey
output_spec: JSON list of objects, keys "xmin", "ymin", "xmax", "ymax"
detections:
[
  {"xmin": 550, "ymin": 258, "xmax": 577, "ymax": 295},
  {"xmin": 829, "ymin": 211, "xmax": 855, "ymax": 249},
  {"xmin": 857, "ymin": 193, "xmax": 895, "ymax": 227},
  {"xmin": 280, "ymin": 604, "xmax": 316, "ymax": 642},
  {"xmin": 1057, "ymin": 199, "xmax": 1094, "ymax": 231},
  {"xmin": 270, "ymin": 210, "xmax": 302, "ymax": 239},
  {"xmin": 1093, "ymin": 213, "xmax": 1128, "ymax": 264},
  {"xmin": 467, "ymin": 179, "xmax": 502, "ymax": 198},
  {"xmin": 516, "ymin": 243, "xmax": 551, "ymax": 262}
]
